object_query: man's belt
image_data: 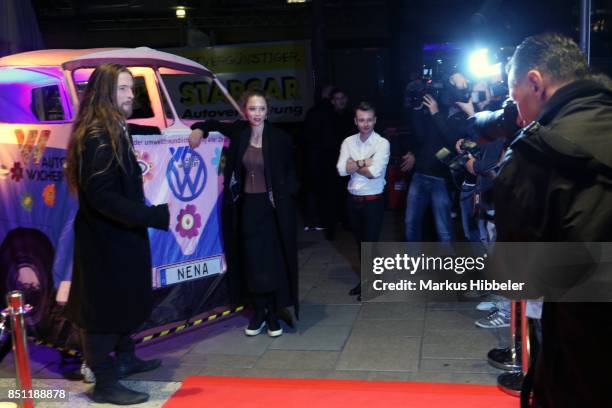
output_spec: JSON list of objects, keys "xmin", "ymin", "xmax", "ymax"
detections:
[{"xmin": 350, "ymin": 193, "xmax": 383, "ymax": 202}]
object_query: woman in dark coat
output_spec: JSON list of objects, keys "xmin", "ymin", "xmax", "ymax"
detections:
[
  {"xmin": 189, "ymin": 89, "xmax": 299, "ymax": 337},
  {"xmin": 64, "ymin": 63, "xmax": 170, "ymax": 405}
]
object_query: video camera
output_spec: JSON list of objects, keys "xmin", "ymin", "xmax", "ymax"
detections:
[{"xmin": 406, "ymin": 80, "xmax": 444, "ymax": 107}]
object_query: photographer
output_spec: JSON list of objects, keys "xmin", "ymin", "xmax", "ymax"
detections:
[
  {"xmin": 435, "ymin": 71, "xmax": 483, "ymax": 243},
  {"xmin": 471, "ymin": 96, "xmax": 523, "ymax": 239},
  {"xmin": 470, "ymin": 146, "xmax": 505, "ymax": 242},
  {"xmin": 495, "ymin": 33, "xmax": 612, "ymax": 407},
  {"xmin": 464, "ymin": 96, "xmax": 520, "ymax": 246},
  {"xmin": 451, "ymin": 95, "xmax": 524, "ymax": 327},
  {"xmin": 402, "ymin": 81, "xmax": 462, "ymax": 242},
  {"xmin": 465, "ymin": 120, "xmax": 512, "ymax": 328}
]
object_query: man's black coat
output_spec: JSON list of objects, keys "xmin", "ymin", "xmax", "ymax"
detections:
[
  {"xmin": 65, "ymin": 128, "xmax": 169, "ymax": 333},
  {"xmin": 495, "ymin": 79, "xmax": 612, "ymax": 407}
]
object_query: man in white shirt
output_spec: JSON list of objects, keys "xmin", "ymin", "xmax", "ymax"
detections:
[{"xmin": 336, "ymin": 102, "xmax": 390, "ymax": 299}]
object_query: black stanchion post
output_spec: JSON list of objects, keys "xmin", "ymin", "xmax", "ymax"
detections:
[{"xmin": 7, "ymin": 291, "xmax": 34, "ymax": 408}]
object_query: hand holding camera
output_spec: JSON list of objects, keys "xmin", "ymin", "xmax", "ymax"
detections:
[
  {"xmin": 455, "ymin": 138, "xmax": 465, "ymax": 153},
  {"xmin": 436, "ymin": 139, "xmax": 480, "ymax": 172},
  {"xmin": 422, "ymin": 94, "xmax": 439, "ymax": 115},
  {"xmin": 455, "ymin": 99, "xmax": 475, "ymax": 117}
]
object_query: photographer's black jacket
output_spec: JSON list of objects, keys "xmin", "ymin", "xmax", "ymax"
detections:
[
  {"xmin": 472, "ymin": 138, "xmax": 505, "ymax": 211},
  {"xmin": 494, "ymin": 79, "xmax": 612, "ymax": 407},
  {"xmin": 406, "ymin": 107, "xmax": 460, "ymax": 178},
  {"xmin": 432, "ymin": 106, "xmax": 474, "ymax": 146}
]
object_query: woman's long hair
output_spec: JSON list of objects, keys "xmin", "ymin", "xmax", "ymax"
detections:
[{"xmin": 65, "ymin": 63, "xmax": 132, "ymax": 193}]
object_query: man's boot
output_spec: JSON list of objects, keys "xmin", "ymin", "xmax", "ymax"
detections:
[
  {"xmin": 91, "ymin": 362, "xmax": 149, "ymax": 405},
  {"xmin": 116, "ymin": 351, "xmax": 162, "ymax": 379}
]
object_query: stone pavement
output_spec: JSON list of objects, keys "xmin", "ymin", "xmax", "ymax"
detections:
[{"xmin": 0, "ymin": 211, "xmax": 511, "ymax": 407}]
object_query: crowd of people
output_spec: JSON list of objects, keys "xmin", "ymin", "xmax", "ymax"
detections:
[{"xmin": 64, "ymin": 32, "xmax": 612, "ymax": 406}]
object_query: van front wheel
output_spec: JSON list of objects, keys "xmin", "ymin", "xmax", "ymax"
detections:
[{"xmin": 0, "ymin": 230, "xmax": 54, "ymax": 329}]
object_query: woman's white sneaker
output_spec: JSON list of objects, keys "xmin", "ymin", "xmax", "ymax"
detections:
[
  {"xmin": 266, "ymin": 319, "xmax": 283, "ymax": 337},
  {"xmin": 244, "ymin": 320, "xmax": 266, "ymax": 336}
]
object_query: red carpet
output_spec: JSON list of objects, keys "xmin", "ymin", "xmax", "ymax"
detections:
[{"xmin": 164, "ymin": 376, "xmax": 517, "ymax": 408}]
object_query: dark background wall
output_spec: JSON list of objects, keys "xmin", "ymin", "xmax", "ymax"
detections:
[{"xmin": 24, "ymin": 0, "xmax": 612, "ymax": 121}]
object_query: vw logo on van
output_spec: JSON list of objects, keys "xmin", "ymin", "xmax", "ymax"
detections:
[{"xmin": 166, "ymin": 147, "xmax": 207, "ymax": 202}]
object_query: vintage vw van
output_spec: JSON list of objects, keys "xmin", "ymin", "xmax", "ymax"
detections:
[{"xmin": 0, "ymin": 48, "xmax": 233, "ymax": 349}]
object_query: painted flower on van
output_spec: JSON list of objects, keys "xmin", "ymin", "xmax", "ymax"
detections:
[
  {"xmin": 175, "ymin": 204, "xmax": 202, "ymax": 239},
  {"xmin": 10, "ymin": 162, "xmax": 23, "ymax": 182},
  {"xmin": 42, "ymin": 183, "xmax": 56, "ymax": 207},
  {"xmin": 135, "ymin": 150, "xmax": 154, "ymax": 182},
  {"xmin": 20, "ymin": 192, "xmax": 33, "ymax": 212}
]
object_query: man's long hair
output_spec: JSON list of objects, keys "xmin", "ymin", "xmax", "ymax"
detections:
[{"xmin": 65, "ymin": 63, "xmax": 132, "ymax": 193}]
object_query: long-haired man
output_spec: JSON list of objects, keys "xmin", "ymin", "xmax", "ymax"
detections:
[{"xmin": 64, "ymin": 63, "xmax": 170, "ymax": 405}]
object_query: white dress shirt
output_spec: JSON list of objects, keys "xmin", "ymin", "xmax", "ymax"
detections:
[{"xmin": 336, "ymin": 131, "xmax": 390, "ymax": 196}]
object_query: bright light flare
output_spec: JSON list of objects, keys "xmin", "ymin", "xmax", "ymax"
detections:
[{"xmin": 469, "ymin": 49, "xmax": 502, "ymax": 78}]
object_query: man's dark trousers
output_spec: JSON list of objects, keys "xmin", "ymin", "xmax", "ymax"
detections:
[{"xmin": 347, "ymin": 195, "xmax": 384, "ymax": 259}]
